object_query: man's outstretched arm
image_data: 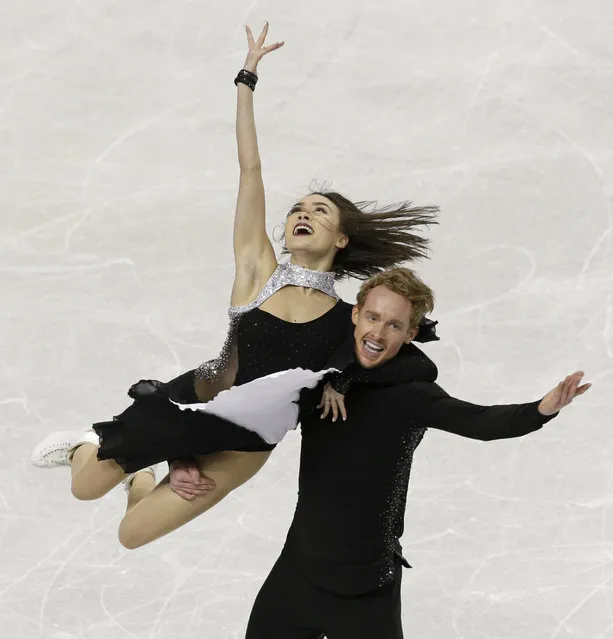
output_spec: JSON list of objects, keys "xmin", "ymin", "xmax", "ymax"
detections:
[{"xmin": 403, "ymin": 371, "xmax": 590, "ymax": 441}]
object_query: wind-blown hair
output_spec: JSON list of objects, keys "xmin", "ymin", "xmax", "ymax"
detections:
[{"xmin": 283, "ymin": 190, "xmax": 439, "ymax": 280}]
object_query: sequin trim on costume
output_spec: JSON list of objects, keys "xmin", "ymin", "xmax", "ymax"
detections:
[
  {"xmin": 195, "ymin": 262, "xmax": 339, "ymax": 382},
  {"xmin": 378, "ymin": 426, "xmax": 427, "ymax": 586}
]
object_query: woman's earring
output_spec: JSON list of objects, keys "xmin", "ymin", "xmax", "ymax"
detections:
[{"xmin": 272, "ymin": 222, "xmax": 285, "ymax": 244}]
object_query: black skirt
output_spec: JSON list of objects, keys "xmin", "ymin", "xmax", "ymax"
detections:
[{"xmin": 93, "ymin": 375, "xmax": 274, "ymax": 474}]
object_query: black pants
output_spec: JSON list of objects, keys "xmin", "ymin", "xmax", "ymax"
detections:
[{"xmin": 246, "ymin": 552, "xmax": 404, "ymax": 639}]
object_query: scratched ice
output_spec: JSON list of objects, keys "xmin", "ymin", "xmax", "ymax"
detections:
[{"xmin": 1, "ymin": 1, "xmax": 612, "ymax": 638}]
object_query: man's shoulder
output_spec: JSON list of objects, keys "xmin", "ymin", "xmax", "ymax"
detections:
[{"xmin": 383, "ymin": 380, "xmax": 446, "ymax": 400}]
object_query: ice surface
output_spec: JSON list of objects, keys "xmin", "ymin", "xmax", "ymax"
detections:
[{"xmin": 1, "ymin": 1, "xmax": 612, "ymax": 637}]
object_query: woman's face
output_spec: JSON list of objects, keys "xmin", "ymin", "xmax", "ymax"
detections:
[{"xmin": 283, "ymin": 194, "xmax": 348, "ymax": 257}]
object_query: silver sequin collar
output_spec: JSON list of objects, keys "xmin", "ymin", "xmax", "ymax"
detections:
[{"xmin": 228, "ymin": 262, "xmax": 339, "ymax": 318}]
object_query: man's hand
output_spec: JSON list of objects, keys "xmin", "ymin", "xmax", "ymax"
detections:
[
  {"xmin": 169, "ymin": 459, "xmax": 216, "ymax": 501},
  {"xmin": 318, "ymin": 383, "xmax": 347, "ymax": 422},
  {"xmin": 538, "ymin": 371, "xmax": 591, "ymax": 416}
]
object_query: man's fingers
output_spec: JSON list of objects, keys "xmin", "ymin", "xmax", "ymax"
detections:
[
  {"xmin": 566, "ymin": 373, "xmax": 584, "ymax": 403},
  {"xmin": 339, "ymin": 398, "xmax": 347, "ymax": 422},
  {"xmin": 182, "ymin": 479, "xmax": 215, "ymax": 491},
  {"xmin": 560, "ymin": 376, "xmax": 574, "ymax": 405},
  {"xmin": 175, "ymin": 477, "xmax": 213, "ymax": 489},
  {"xmin": 572, "ymin": 382, "xmax": 592, "ymax": 398},
  {"xmin": 187, "ymin": 466, "xmax": 201, "ymax": 483},
  {"xmin": 331, "ymin": 401, "xmax": 338, "ymax": 422},
  {"xmin": 175, "ymin": 489, "xmax": 195, "ymax": 501},
  {"xmin": 545, "ymin": 372, "xmax": 589, "ymax": 412},
  {"xmin": 171, "ymin": 480, "xmax": 196, "ymax": 490},
  {"xmin": 559, "ymin": 372, "xmax": 587, "ymax": 405},
  {"xmin": 175, "ymin": 471, "xmax": 197, "ymax": 486},
  {"xmin": 184, "ymin": 465, "xmax": 214, "ymax": 487},
  {"xmin": 171, "ymin": 471, "xmax": 191, "ymax": 485},
  {"xmin": 172, "ymin": 472, "xmax": 215, "ymax": 489},
  {"xmin": 173, "ymin": 483, "xmax": 213, "ymax": 495},
  {"xmin": 191, "ymin": 488, "xmax": 213, "ymax": 496}
]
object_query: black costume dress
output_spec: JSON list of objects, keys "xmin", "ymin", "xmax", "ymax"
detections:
[
  {"xmin": 94, "ymin": 302, "xmax": 353, "ymax": 473},
  {"xmin": 93, "ymin": 261, "xmax": 440, "ymax": 474}
]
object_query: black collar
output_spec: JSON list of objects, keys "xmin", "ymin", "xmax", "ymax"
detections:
[{"xmin": 325, "ymin": 329, "xmax": 357, "ymax": 371}]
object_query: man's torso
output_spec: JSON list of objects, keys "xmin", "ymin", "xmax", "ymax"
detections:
[{"xmin": 285, "ymin": 385, "xmax": 425, "ymax": 594}]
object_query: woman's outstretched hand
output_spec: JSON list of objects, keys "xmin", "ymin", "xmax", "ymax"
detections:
[{"xmin": 243, "ymin": 22, "xmax": 284, "ymax": 74}]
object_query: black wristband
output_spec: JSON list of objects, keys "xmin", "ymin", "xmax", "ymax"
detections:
[{"xmin": 234, "ymin": 69, "xmax": 258, "ymax": 91}]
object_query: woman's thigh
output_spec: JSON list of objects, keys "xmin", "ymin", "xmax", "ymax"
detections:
[{"xmin": 119, "ymin": 450, "xmax": 272, "ymax": 548}]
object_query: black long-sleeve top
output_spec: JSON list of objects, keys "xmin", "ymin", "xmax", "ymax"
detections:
[{"xmin": 285, "ymin": 376, "xmax": 556, "ymax": 596}]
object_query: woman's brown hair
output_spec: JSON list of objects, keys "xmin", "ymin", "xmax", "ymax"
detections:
[{"xmin": 284, "ymin": 190, "xmax": 439, "ymax": 280}]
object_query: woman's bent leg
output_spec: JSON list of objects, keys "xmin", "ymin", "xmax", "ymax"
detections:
[
  {"xmin": 118, "ymin": 450, "xmax": 271, "ymax": 549},
  {"xmin": 125, "ymin": 470, "xmax": 157, "ymax": 512},
  {"xmin": 70, "ymin": 443, "xmax": 126, "ymax": 501}
]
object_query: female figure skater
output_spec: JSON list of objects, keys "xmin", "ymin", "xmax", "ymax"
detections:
[{"xmin": 31, "ymin": 23, "xmax": 438, "ymax": 549}]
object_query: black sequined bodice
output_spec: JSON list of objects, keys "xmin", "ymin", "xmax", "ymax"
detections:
[{"xmin": 233, "ymin": 302, "xmax": 352, "ymax": 386}]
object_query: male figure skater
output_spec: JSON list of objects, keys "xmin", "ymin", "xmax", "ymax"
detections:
[{"xmin": 173, "ymin": 268, "xmax": 590, "ymax": 639}]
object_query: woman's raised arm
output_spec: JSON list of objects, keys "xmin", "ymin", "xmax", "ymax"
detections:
[{"xmin": 232, "ymin": 23, "xmax": 284, "ymax": 304}]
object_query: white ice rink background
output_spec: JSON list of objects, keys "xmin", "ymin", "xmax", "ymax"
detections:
[{"xmin": 1, "ymin": 1, "xmax": 612, "ymax": 637}]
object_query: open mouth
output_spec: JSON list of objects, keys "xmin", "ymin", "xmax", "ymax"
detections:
[
  {"xmin": 293, "ymin": 223, "xmax": 314, "ymax": 236},
  {"xmin": 362, "ymin": 340, "xmax": 384, "ymax": 355}
]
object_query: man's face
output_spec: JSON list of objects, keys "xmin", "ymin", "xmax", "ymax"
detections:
[{"xmin": 352, "ymin": 285, "xmax": 418, "ymax": 369}]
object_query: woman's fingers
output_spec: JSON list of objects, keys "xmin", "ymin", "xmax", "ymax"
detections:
[
  {"xmin": 245, "ymin": 25, "xmax": 255, "ymax": 48},
  {"xmin": 333, "ymin": 397, "xmax": 347, "ymax": 422},
  {"xmin": 263, "ymin": 41, "xmax": 285, "ymax": 54},
  {"xmin": 320, "ymin": 384, "xmax": 332, "ymax": 418},
  {"xmin": 321, "ymin": 400, "xmax": 345, "ymax": 421},
  {"xmin": 320, "ymin": 401, "xmax": 330, "ymax": 419},
  {"xmin": 257, "ymin": 21, "xmax": 269, "ymax": 45},
  {"xmin": 319, "ymin": 385, "xmax": 347, "ymax": 422},
  {"xmin": 331, "ymin": 400, "xmax": 338, "ymax": 422},
  {"xmin": 245, "ymin": 22, "xmax": 284, "ymax": 57}
]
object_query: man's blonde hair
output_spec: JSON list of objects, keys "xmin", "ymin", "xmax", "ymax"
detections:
[{"xmin": 356, "ymin": 268, "xmax": 435, "ymax": 329}]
